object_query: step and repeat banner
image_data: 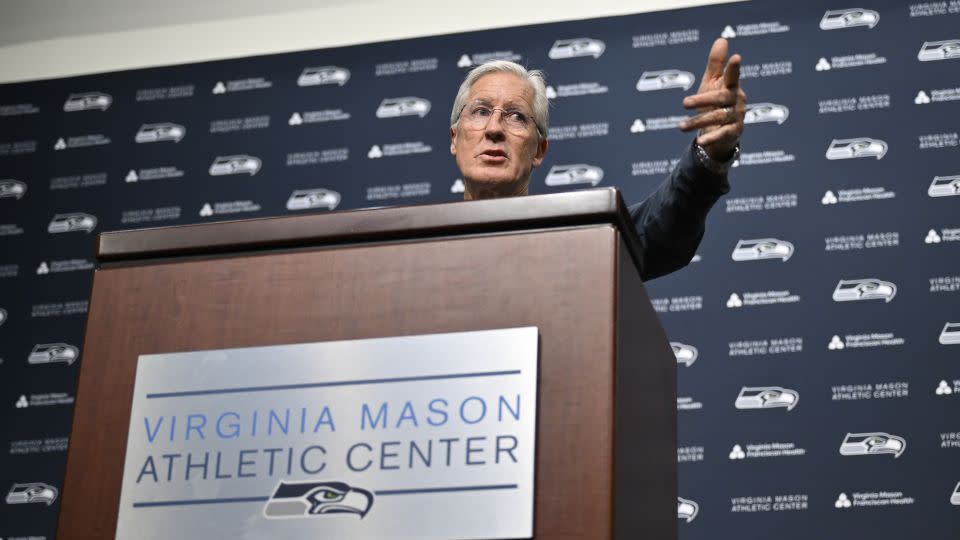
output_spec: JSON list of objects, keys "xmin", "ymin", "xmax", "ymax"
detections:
[{"xmin": 1, "ymin": 0, "xmax": 958, "ymax": 537}]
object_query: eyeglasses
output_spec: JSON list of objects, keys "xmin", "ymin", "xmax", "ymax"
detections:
[{"xmin": 458, "ymin": 101, "xmax": 541, "ymax": 136}]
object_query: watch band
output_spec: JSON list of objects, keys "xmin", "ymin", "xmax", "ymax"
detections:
[{"xmin": 694, "ymin": 142, "xmax": 740, "ymax": 174}]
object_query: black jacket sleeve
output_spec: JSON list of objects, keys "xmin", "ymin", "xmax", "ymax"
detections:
[{"xmin": 629, "ymin": 139, "xmax": 731, "ymax": 281}]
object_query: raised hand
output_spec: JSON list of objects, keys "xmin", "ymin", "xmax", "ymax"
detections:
[{"xmin": 678, "ymin": 38, "xmax": 746, "ymax": 161}]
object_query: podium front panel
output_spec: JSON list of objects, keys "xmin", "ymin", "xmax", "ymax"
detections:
[{"xmin": 60, "ymin": 225, "xmax": 621, "ymax": 539}]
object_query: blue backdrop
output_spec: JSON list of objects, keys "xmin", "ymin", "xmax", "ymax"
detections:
[{"xmin": 1, "ymin": 0, "xmax": 959, "ymax": 537}]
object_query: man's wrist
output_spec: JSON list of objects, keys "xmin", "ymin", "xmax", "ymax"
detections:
[{"xmin": 694, "ymin": 141, "xmax": 739, "ymax": 174}]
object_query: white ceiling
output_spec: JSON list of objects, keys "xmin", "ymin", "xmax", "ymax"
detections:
[
  {"xmin": 0, "ymin": 0, "xmax": 741, "ymax": 83},
  {"xmin": 0, "ymin": 0, "xmax": 360, "ymax": 47}
]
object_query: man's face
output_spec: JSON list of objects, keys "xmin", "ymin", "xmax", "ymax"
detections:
[{"xmin": 450, "ymin": 72, "xmax": 548, "ymax": 192}]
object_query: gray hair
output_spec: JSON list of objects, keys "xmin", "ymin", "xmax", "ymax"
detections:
[{"xmin": 450, "ymin": 60, "xmax": 549, "ymax": 137}]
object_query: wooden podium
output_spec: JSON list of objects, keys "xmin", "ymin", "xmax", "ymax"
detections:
[{"xmin": 57, "ymin": 188, "xmax": 677, "ymax": 539}]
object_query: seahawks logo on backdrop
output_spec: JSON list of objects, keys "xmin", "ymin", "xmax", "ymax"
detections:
[
  {"xmin": 734, "ymin": 386, "xmax": 799, "ymax": 411},
  {"xmin": 264, "ymin": 480, "xmax": 374, "ymax": 519},
  {"xmin": 839, "ymin": 432, "xmax": 906, "ymax": 458},
  {"xmin": 819, "ymin": 9, "xmax": 879, "ymax": 30},
  {"xmin": 677, "ymin": 497, "xmax": 699, "ymax": 522}
]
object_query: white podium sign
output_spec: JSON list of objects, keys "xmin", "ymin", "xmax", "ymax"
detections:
[{"xmin": 115, "ymin": 327, "xmax": 538, "ymax": 540}]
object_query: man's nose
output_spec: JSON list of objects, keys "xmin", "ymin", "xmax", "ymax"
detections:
[{"xmin": 483, "ymin": 110, "xmax": 506, "ymax": 140}]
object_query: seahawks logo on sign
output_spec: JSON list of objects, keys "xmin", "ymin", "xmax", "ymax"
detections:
[{"xmin": 264, "ymin": 480, "xmax": 374, "ymax": 519}]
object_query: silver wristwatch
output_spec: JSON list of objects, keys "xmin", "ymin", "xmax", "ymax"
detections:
[{"xmin": 694, "ymin": 142, "xmax": 740, "ymax": 174}]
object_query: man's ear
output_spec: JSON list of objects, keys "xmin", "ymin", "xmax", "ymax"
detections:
[
  {"xmin": 450, "ymin": 126, "xmax": 458, "ymax": 156},
  {"xmin": 532, "ymin": 137, "xmax": 548, "ymax": 167}
]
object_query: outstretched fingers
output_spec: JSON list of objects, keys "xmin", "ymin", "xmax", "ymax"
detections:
[
  {"xmin": 723, "ymin": 54, "xmax": 742, "ymax": 89},
  {"xmin": 702, "ymin": 38, "xmax": 729, "ymax": 83},
  {"xmin": 683, "ymin": 88, "xmax": 737, "ymax": 110},
  {"xmin": 679, "ymin": 108, "xmax": 731, "ymax": 132},
  {"xmin": 678, "ymin": 38, "xmax": 746, "ymax": 153}
]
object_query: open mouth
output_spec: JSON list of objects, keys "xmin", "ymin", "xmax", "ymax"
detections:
[{"xmin": 479, "ymin": 149, "xmax": 508, "ymax": 160}]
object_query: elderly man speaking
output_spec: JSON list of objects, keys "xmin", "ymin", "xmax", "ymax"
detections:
[{"xmin": 450, "ymin": 38, "xmax": 746, "ymax": 280}]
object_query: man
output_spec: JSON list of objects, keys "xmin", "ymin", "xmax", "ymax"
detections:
[{"xmin": 450, "ymin": 38, "xmax": 746, "ymax": 280}]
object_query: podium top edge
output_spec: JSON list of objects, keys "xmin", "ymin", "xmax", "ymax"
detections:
[{"xmin": 97, "ymin": 188, "xmax": 638, "ymax": 263}]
